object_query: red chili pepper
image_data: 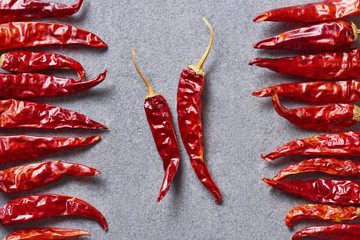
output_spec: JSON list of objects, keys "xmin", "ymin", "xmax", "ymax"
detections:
[
  {"xmin": 0, "ymin": 135, "xmax": 100, "ymax": 163},
  {"xmin": 5, "ymin": 228, "xmax": 91, "ymax": 240},
  {"xmin": 0, "ymin": 22, "xmax": 107, "ymax": 50},
  {"xmin": 292, "ymin": 224, "xmax": 360, "ymax": 240},
  {"xmin": 0, "ymin": 0, "xmax": 83, "ymax": 22},
  {"xmin": 270, "ymin": 90, "xmax": 360, "ymax": 131},
  {"xmin": 285, "ymin": 204, "xmax": 359, "ymax": 228},
  {"xmin": 0, "ymin": 99, "xmax": 107, "ymax": 129},
  {"xmin": 263, "ymin": 178, "xmax": 360, "ymax": 205},
  {"xmin": 249, "ymin": 49, "xmax": 360, "ymax": 80},
  {"xmin": 253, "ymin": 0, "xmax": 360, "ymax": 23},
  {"xmin": 133, "ymin": 49, "xmax": 180, "ymax": 202},
  {"xmin": 0, "ymin": 51, "xmax": 85, "ymax": 80},
  {"xmin": 262, "ymin": 131, "xmax": 360, "ymax": 162},
  {"xmin": 254, "ymin": 20, "xmax": 358, "ymax": 51},
  {"xmin": 177, "ymin": 18, "xmax": 221, "ymax": 203},
  {"xmin": 0, "ymin": 194, "xmax": 108, "ymax": 230},
  {"xmin": 252, "ymin": 80, "xmax": 360, "ymax": 103}
]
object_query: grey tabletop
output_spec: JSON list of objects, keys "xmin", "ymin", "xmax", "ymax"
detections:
[{"xmin": 0, "ymin": 0, "xmax": 356, "ymax": 239}]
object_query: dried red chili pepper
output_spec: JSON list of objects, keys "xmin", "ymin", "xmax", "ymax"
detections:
[
  {"xmin": 253, "ymin": 0, "xmax": 360, "ymax": 23},
  {"xmin": 0, "ymin": 194, "xmax": 108, "ymax": 230},
  {"xmin": 0, "ymin": 0, "xmax": 83, "ymax": 22},
  {"xmin": 270, "ymin": 90, "xmax": 360, "ymax": 131},
  {"xmin": 5, "ymin": 228, "xmax": 91, "ymax": 240},
  {"xmin": 254, "ymin": 20, "xmax": 358, "ymax": 51},
  {"xmin": 0, "ymin": 51, "xmax": 85, "ymax": 80},
  {"xmin": 252, "ymin": 80, "xmax": 360, "ymax": 103},
  {"xmin": 177, "ymin": 18, "xmax": 221, "ymax": 203},
  {"xmin": 0, "ymin": 99, "xmax": 107, "ymax": 129},
  {"xmin": 263, "ymin": 178, "xmax": 360, "ymax": 205},
  {"xmin": 262, "ymin": 131, "xmax": 360, "ymax": 161},
  {"xmin": 0, "ymin": 161, "xmax": 100, "ymax": 193},
  {"xmin": 285, "ymin": 204, "xmax": 360, "ymax": 228},
  {"xmin": 249, "ymin": 49, "xmax": 360, "ymax": 80},
  {"xmin": 0, "ymin": 135, "xmax": 100, "ymax": 163},
  {"xmin": 133, "ymin": 49, "xmax": 180, "ymax": 202},
  {"xmin": 0, "ymin": 22, "xmax": 107, "ymax": 50},
  {"xmin": 292, "ymin": 224, "xmax": 360, "ymax": 240}
]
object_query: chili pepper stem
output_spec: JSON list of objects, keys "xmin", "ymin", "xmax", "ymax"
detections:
[
  {"xmin": 188, "ymin": 17, "xmax": 214, "ymax": 77},
  {"xmin": 357, "ymin": 207, "xmax": 360, "ymax": 217},
  {"xmin": 354, "ymin": 105, "xmax": 360, "ymax": 122},
  {"xmin": 352, "ymin": 22, "xmax": 359, "ymax": 41},
  {"xmin": 0, "ymin": 54, "xmax": 5, "ymax": 67},
  {"xmin": 132, "ymin": 49, "xmax": 159, "ymax": 99}
]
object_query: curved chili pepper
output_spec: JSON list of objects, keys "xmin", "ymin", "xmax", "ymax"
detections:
[
  {"xmin": 252, "ymin": 80, "xmax": 360, "ymax": 103},
  {"xmin": 0, "ymin": 22, "xmax": 107, "ymax": 50},
  {"xmin": 292, "ymin": 224, "xmax": 360, "ymax": 240},
  {"xmin": 0, "ymin": 0, "xmax": 83, "ymax": 22},
  {"xmin": 5, "ymin": 228, "xmax": 91, "ymax": 240},
  {"xmin": 0, "ymin": 135, "xmax": 100, "ymax": 163},
  {"xmin": 253, "ymin": 0, "xmax": 360, "ymax": 23},
  {"xmin": 0, "ymin": 99, "xmax": 107, "ymax": 129},
  {"xmin": 177, "ymin": 18, "xmax": 221, "ymax": 203},
  {"xmin": 0, "ymin": 51, "xmax": 85, "ymax": 80},
  {"xmin": 285, "ymin": 204, "xmax": 359, "ymax": 228},
  {"xmin": 249, "ymin": 49, "xmax": 360, "ymax": 80},
  {"xmin": 0, "ymin": 161, "xmax": 100, "ymax": 193},
  {"xmin": 263, "ymin": 178, "xmax": 360, "ymax": 205},
  {"xmin": 270, "ymin": 90, "xmax": 360, "ymax": 131},
  {"xmin": 262, "ymin": 131, "xmax": 360, "ymax": 161},
  {"xmin": 0, "ymin": 194, "xmax": 108, "ymax": 230},
  {"xmin": 132, "ymin": 49, "xmax": 180, "ymax": 202},
  {"xmin": 254, "ymin": 20, "xmax": 357, "ymax": 51},
  {"xmin": 0, "ymin": 70, "xmax": 106, "ymax": 99}
]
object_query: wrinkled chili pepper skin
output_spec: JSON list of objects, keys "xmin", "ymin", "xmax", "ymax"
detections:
[
  {"xmin": 5, "ymin": 228, "xmax": 91, "ymax": 240},
  {"xmin": 0, "ymin": 99, "xmax": 107, "ymax": 129},
  {"xmin": 271, "ymin": 91, "xmax": 358, "ymax": 131},
  {"xmin": 0, "ymin": 0, "xmax": 83, "ymax": 22},
  {"xmin": 0, "ymin": 22, "xmax": 107, "ymax": 50},
  {"xmin": 0, "ymin": 194, "xmax": 108, "ymax": 230},
  {"xmin": 0, "ymin": 70, "xmax": 106, "ymax": 99},
  {"xmin": 254, "ymin": 20, "xmax": 355, "ymax": 51},
  {"xmin": 254, "ymin": 0, "xmax": 360, "ymax": 23},
  {"xmin": 263, "ymin": 178, "xmax": 360, "ymax": 205},
  {"xmin": 144, "ymin": 95, "xmax": 180, "ymax": 202},
  {"xmin": 177, "ymin": 67, "xmax": 221, "ymax": 203},
  {"xmin": 0, "ymin": 161, "xmax": 100, "ymax": 193},
  {"xmin": 292, "ymin": 224, "xmax": 360, "ymax": 240},
  {"xmin": 285, "ymin": 204, "xmax": 359, "ymax": 228},
  {"xmin": 262, "ymin": 131, "xmax": 360, "ymax": 161},
  {"xmin": 1, "ymin": 51, "xmax": 85, "ymax": 80},
  {"xmin": 0, "ymin": 135, "xmax": 99, "ymax": 163},
  {"xmin": 252, "ymin": 80, "xmax": 360, "ymax": 103},
  {"xmin": 250, "ymin": 49, "xmax": 360, "ymax": 80}
]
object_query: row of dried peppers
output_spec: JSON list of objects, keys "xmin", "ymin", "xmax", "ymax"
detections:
[{"xmin": 253, "ymin": 0, "xmax": 360, "ymax": 239}]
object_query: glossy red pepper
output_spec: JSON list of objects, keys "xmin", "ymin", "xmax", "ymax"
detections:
[
  {"xmin": 254, "ymin": 20, "xmax": 358, "ymax": 51},
  {"xmin": 0, "ymin": 51, "xmax": 85, "ymax": 80},
  {"xmin": 263, "ymin": 178, "xmax": 360, "ymax": 205},
  {"xmin": 254, "ymin": 0, "xmax": 360, "ymax": 23},
  {"xmin": 133, "ymin": 49, "xmax": 180, "ymax": 202},
  {"xmin": 0, "ymin": 70, "xmax": 106, "ymax": 99},
  {"xmin": 0, "ymin": 194, "xmax": 108, "ymax": 230},
  {"xmin": 292, "ymin": 224, "xmax": 360, "ymax": 240},
  {"xmin": 252, "ymin": 80, "xmax": 360, "ymax": 103},
  {"xmin": 285, "ymin": 204, "xmax": 360, "ymax": 228},
  {"xmin": 270, "ymin": 90, "xmax": 360, "ymax": 131},
  {"xmin": 0, "ymin": 0, "xmax": 83, "ymax": 22},
  {"xmin": 0, "ymin": 135, "xmax": 100, "ymax": 163},
  {"xmin": 249, "ymin": 49, "xmax": 360, "ymax": 80},
  {"xmin": 262, "ymin": 131, "xmax": 360, "ymax": 161},
  {"xmin": 0, "ymin": 22, "xmax": 107, "ymax": 50},
  {"xmin": 177, "ymin": 18, "xmax": 221, "ymax": 203},
  {"xmin": 5, "ymin": 228, "xmax": 91, "ymax": 240}
]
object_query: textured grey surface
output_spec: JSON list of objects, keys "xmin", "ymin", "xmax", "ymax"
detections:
[{"xmin": 1, "ymin": 0, "xmax": 358, "ymax": 239}]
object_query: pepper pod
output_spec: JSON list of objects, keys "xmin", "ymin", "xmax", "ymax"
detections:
[
  {"xmin": 292, "ymin": 224, "xmax": 360, "ymax": 240},
  {"xmin": 4, "ymin": 228, "xmax": 91, "ymax": 240}
]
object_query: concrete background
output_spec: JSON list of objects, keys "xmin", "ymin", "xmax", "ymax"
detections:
[{"xmin": 1, "ymin": 0, "xmax": 359, "ymax": 239}]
